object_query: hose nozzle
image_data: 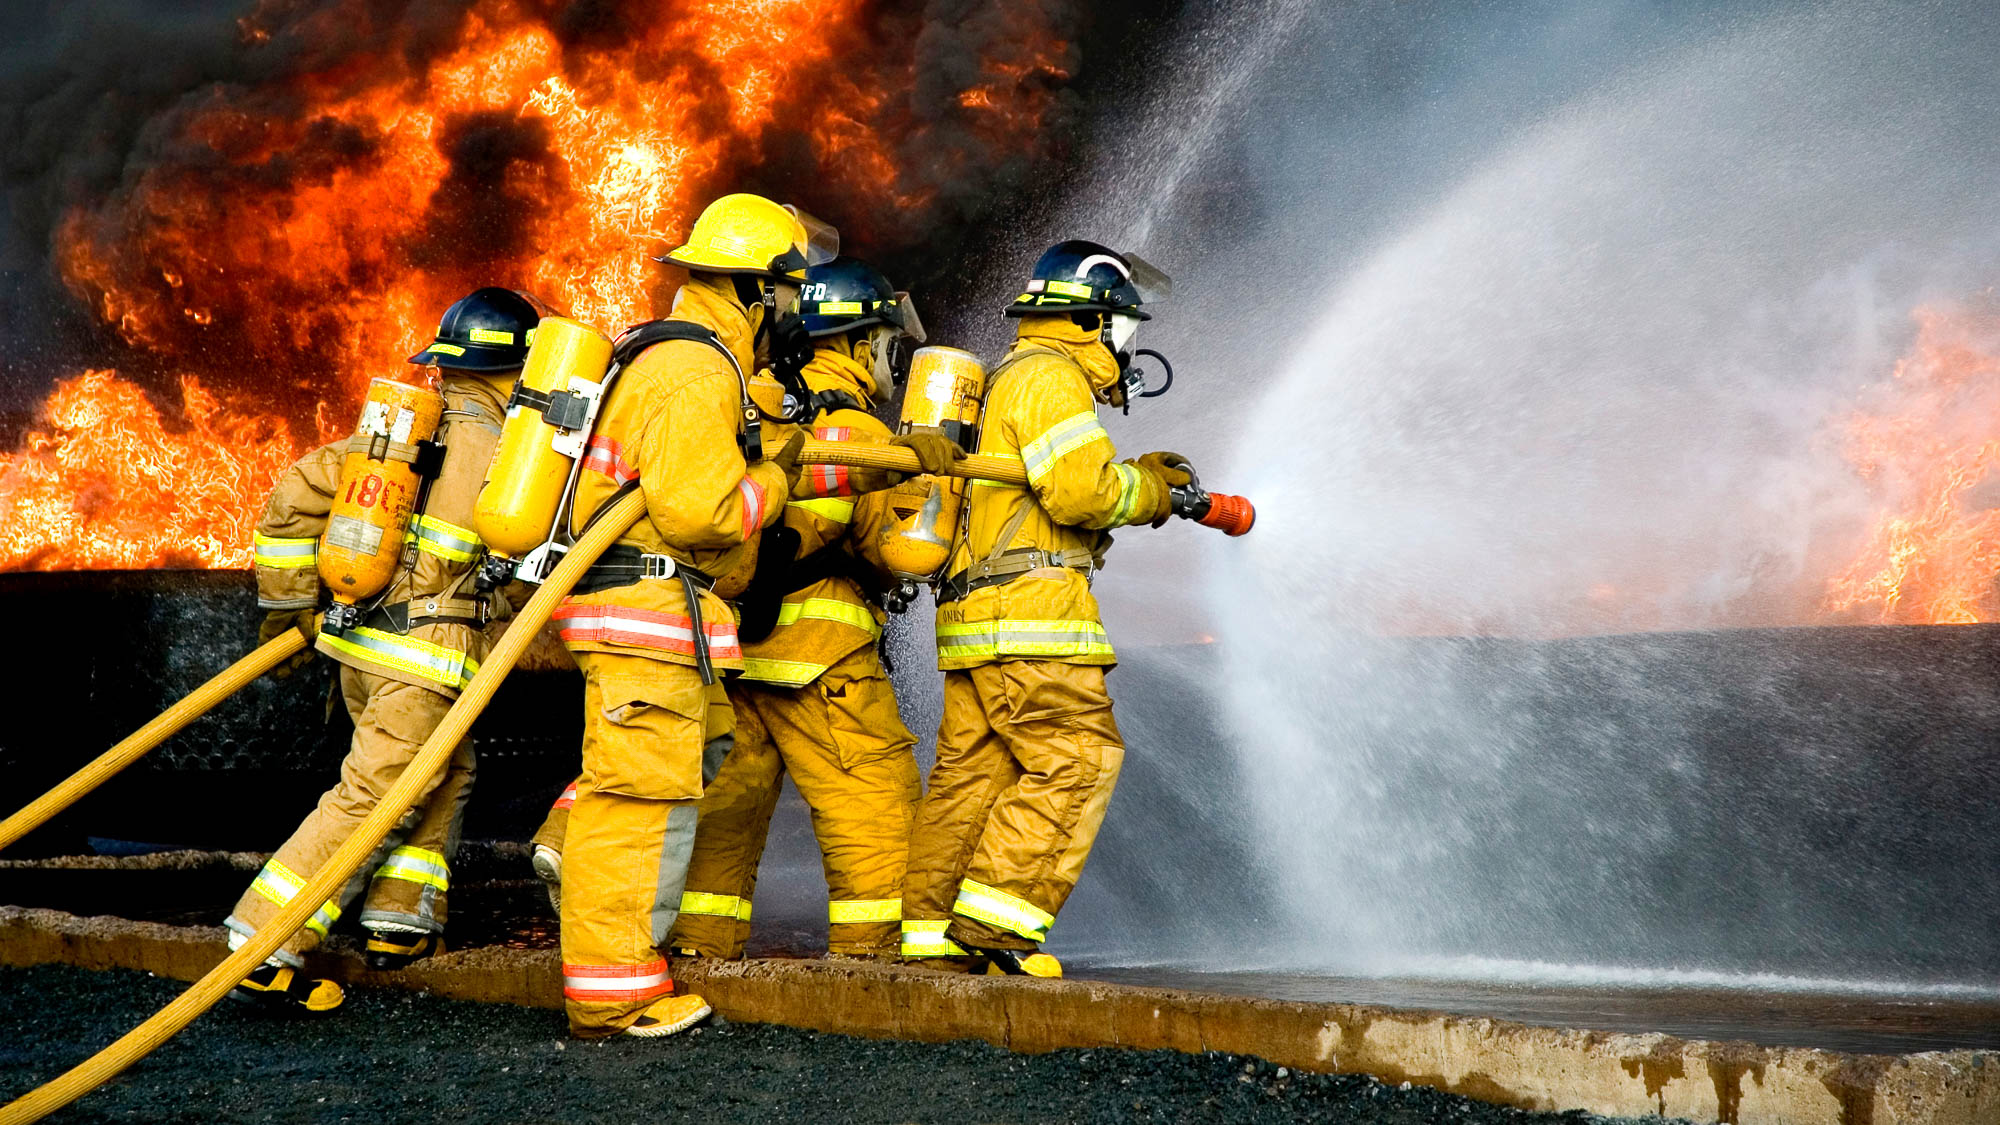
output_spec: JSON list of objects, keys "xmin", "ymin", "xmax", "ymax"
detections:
[{"xmin": 1169, "ymin": 483, "xmax": 1257, "ymax": 536}]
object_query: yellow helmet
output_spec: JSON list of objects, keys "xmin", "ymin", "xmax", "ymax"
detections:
[{"xmin": 661, "ymin": 193, "xmax": 824, "ymax": 282}]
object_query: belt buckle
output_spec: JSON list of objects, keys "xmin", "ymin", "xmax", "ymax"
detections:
[{"xmin": 642, "ymin": 553, "xmax": 676, "ymax": 580}]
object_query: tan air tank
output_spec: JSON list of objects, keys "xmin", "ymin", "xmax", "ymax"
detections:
[
  {"xmin": 319, "ymin": 377, "xmax": 444, "ymax": 621},
  {"xmin": 879, "ymin": 346, "xmax": 986, "ymax": 582},
  {"xmin": 472, "ymin": 317, "xmax": 614, "ymax": 581}
]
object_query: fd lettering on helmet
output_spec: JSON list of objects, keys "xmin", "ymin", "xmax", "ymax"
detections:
[{"xmin": 802, "ymin": 283, "xmax": 829, "ymax": 302}]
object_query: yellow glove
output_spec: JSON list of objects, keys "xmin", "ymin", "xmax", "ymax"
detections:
[
  {"xmin": 1133, "ymin": 450, "xmax": 1194, "ymax": 488},
  {"xmin": 889, "ymin": 431, "xmax": 967, "ymax": 479},
  {"xmin": 765, "ymin": 428, "xmax": 808, "ymax": 490},
  {"xmin": 259, "ymin": 607, "xmax": 320, "ymax": 679}
]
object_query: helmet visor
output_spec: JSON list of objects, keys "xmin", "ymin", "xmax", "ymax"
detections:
[
  {"xmin": 785, "ymin": 206, "xmax": 841, "ymax": 266},
  {"xmin": 890, "ymin": 291, "xmax": 927, "ymax": 343},
  {"xmin": 1122, "ymin": 253, "xmax": 1173, "ymax": 302}
]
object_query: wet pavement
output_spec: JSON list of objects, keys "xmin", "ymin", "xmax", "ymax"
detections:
[{"xmin": 0, "ymin": 964, "xmax": 1677, "ymax": 1125}]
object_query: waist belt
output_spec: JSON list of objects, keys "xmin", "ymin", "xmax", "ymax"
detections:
[
  {"xmin": 572, "ymin": 546, "xmax": 718, "ymax": 595},
  {"xmin": 572, "ymin": 545, "xmax": 723, "ymax": 684},
  {"xmin": 936, "ymin": 547, "xmax": 1096, "ymax": 606},
  {"xmin": 359, "ymin": 596, "xmax": 488, "ymax": 633}
]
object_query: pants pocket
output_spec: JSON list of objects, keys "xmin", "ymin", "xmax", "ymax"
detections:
[
  {"xmin": 583, "ymin": 671, "xmax": 710, "ymax": 800},
  {"xmin": 820, "ymin": 670, "xmax": 914, "ymax": 771}
]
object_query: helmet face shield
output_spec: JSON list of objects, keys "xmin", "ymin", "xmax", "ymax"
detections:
[
  {"xmin": 891, "ymin": 291, "xmax": 927, "ymax": 343},
  {"xmin": 1123, "ymin": 253, "xmax": 1173, "ymax": 302},
  {"xmin": 784, "ymin": 206, "xmax": 841, "ymax": 267}
]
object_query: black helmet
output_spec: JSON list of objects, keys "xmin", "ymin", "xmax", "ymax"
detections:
[
  {"xmin": 1003, "ymin": 240, "xmax": 1172, "ymax": 321},
  {"xmin": 408, "ymin": 287, "xmax": 541, "ymax": 371},
  {"xmin": 799, "ymin": 256, "xmax": 926, "ymax": 341}
]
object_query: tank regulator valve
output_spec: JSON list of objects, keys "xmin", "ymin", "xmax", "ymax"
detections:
[
  {"xmin": 321, "ymin": 601, "xmax": 366, "ymax": 637},
  {"xmin": 474, "ymin": 553, "xmax": 519, "ymax": 593},
  {"xmin": 883, "ymin": 578, "xmax": 921, "ymax": 615}
]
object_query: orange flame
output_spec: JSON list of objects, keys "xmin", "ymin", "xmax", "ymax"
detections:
[
  {"xmin": 1822, "ymin": 303, "xmax": 2000, "ymax": 624},
  {"xmin": 3, "ymin": 0, "xmax": 1068, "ymax": 572}
]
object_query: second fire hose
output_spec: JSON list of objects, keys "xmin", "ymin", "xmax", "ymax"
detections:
[{"xmin": 0, "ymin": 489, "xmax": 648, "ymax": 1125}]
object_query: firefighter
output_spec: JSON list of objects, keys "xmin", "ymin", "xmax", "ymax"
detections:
[
  {"xmin": 528, "ymin": 259, "xmax": 963, "ymax": 961},
  {"xmin": 668, "ymin": 256, "xmax": 957, "ymax": 961},
  {"xmin": 545, "ymin": 192, "xmax": 814, "ymax": 1039},
  {"xmin": 225, "ymin": 287, "xmax": 541, "ymax": 1013},
  {"xmin": 899, "ymin": 240, "xmax": 1186, "ymax": 977}
]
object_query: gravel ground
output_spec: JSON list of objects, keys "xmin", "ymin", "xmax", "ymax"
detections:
[{"xmin": 0, "ymin": 966, "xmax": 1683, "ymax": 1125}]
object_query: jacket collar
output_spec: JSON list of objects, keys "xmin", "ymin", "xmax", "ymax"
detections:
[
  {"xmin": 669, "ymin": 275, "xmax": 757, "ymax": 377},
  {"xmin": 803, "ymin": 348, "xmax": 876, "ymax": 409},
  {"xmin": 1011, "ymin": 315, "xmax": 1120, "ymax": 397}
]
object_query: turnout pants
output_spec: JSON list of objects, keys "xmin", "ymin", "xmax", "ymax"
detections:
[
  {"xmin": 901, "ymin": 661, "xmax": 1125, "ymax": 955},
  {"xmin": 225, "ymin": 665, "xmax": 473, "ymax": 966},
  {"xmin": 672, "ymin": 648, "xmax": 920, "ymax": 959},
  {"xmin": 560, "ymin": 651, "xmax": 732, "ymax": 1037}
]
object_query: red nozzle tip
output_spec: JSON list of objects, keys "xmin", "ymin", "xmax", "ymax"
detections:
[{"xmin": 1199, "ymin": 492, "xmax": 1256, "ymax": 536}]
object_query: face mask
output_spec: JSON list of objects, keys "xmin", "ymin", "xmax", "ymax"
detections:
[{"xmin": 764, "ymin": 282, "xmax": 815, "ymax": 400}]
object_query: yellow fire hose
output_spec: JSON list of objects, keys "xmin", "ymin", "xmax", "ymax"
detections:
[
  {"xmin": 0, "ymin": 628, "xmax": 310, "ymax": 856},
  {"xmin": 0, "ymin": 444, "xmax": 1000, "ymax": 860},
  {"xmin": 0, "ymin": 489, "xmax": 647, "ymax": 1125}
]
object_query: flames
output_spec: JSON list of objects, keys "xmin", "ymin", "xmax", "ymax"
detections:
[
  {"xmin": 1822, "ymin": 302, "xmax": 2000, "ymax": 625},
  {"xmin": 0, "ymin": 0, "xmax": 1070, "ymax": 571}
]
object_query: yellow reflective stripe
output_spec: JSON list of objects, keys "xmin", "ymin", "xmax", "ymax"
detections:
[
  {"xmin": 1044, "ymin": 279, "xmax": 1093, "ymax": 299},
  {"xmin": 899, "ymin": 919, "xmax": 967, "ymax": 957},
  {"xmin": 410, "ymin": 514, "xmax": 483, "ymax": 563},
  {"xmin": 816, "ymin": 301, "xmax": 864, "ymax": 314},
  {"xmin": 776, "ymin": 597, "xmax": 880, "ymax": 633},
  {"xmin": 679, "ymin": 891, "xmax": 752, "ymax": 922},
  {"xmin": 1020, "ymin": 410, "xmax": 1109, "ymax": 483},
  {"xmin": 250, "ymin": 859, "xmax": 341, "ymax": 937},
  {"xmin": 253, "ymin": 534, "xmax": 318, "ymax": 569},
  {"xmin": 466, "ymin": 327, "xmax": 514, "ymax": 345},
  {"xmin": 828, "ymin": 898, "xmax": 900, "ymax": 925},
  {"xmin": 788, "ymin": 497, "xmax": 856, "ymax": 523},
  {"xmin": 320, "ymin": 627, "xmax": 479, "ymax": 690},
  {"xmin": 935, "ymin": 618, "xmax": 1115, "ymax": 661},
  {"xmin": 426, "ymin": 342, "xmax": 466, "ymax": 357},
  {"xmin": 738, "ymin": 657, "xmax": 830, "ymax": 687},
  {"xmin": 374, "ymin": 845, "xmax": 450, "ymax": 891},
  {"xmin": 953, "ymin": 879, "xmax": 1053, "ymax": 942},
  {"xmin": 1108, "ymin": 461, "xmax": 1145, "ymax": 528}
]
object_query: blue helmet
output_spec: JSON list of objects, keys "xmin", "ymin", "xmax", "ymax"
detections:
[
  {"xmin": 798, "ymin": 256, "xmax": 925, "ymax": 341},
  {"xmin": 407, "ymin": 287, "xmax": 541, "ymax": 371},
  {"xmin": 1003, "ymin": 240, "xmax": 1171, "ymax": 321}
]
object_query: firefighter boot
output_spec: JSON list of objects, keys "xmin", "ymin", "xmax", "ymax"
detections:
[
  {"xmin": 532, "ymin": 844, "xmax": 562, "ymax": 914},
  {"xmin": 364, "ymin": 924, "xmax": 444, "ymax": 970},
  {"xmin": 622, "ymin": 993, "xmax": 713, "ymax": 1038},
  {"xmin": 967, "ymin": 945, "xmax": 1064, "ymax": 978},
  {"xmin": 229, "ymin": 962, "xmax": 345, "ymax": 1014}
]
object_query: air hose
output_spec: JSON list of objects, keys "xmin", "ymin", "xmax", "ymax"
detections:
[
  {"xmin": 0, "ymin": 628, "xmax": 311, "ymax": 856},
  {"xmin": 0, "ymin": 489, "xmax": 647, "ymax": 1125},
  {"xmin": 797, "ymin": 438, "xmax": 1256, "ymax": 536}
]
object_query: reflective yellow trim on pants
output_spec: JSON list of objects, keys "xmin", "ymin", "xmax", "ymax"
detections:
[
  {"xmin": 953, "ymin": 878, "xmax": 1053, "ymax": 942},
  {"xmin": 898, "ymin": 919, "xmax": 967, "ymax": 958},
  {"xmin": 935, "ymin": 619, "xmax": 1115, "ymax": 662},
  {"xmin": 776, "ymin": 597, "xmax": 880, "ymax": 634},
  {"xmin": 320, "ymin": 627, "xmax": 480, "ymax": 691},
  {"xmin": 828, "ymin": 898, "xmax": 900, "ymax": 925},
  {"xmin": 253, "ymin": 534, "xmax": 318, "ymax": 569},
  {"xmin": 739, "ymin": 657, "xmax": 828, "ymax": 687},
  {"xmin": 409, "ymin": 514, "xmax": 482, "ymax": 563},
  {"xmin": 789, "ymin": 498, "xmax": 856, "ymax": 524},
  {"xmin": 679, "ymin": 890, "xmax": 753, "ymax": 922},
  {"xmin": 373, "ymin": 845, "xmax": 450, "ymax": 891},
  {"xmin": 249, "ymin": 858, "xmax": 342, "ymax": 937}
]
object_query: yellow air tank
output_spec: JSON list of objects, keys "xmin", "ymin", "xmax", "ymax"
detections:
[
  {"xmin": 319, "ymin": 377, "xmax": 444, "ymax": 625},
  {"xmin": 473, "ymin": 316, "xmax": 614, "ymax": 581},
  {"xmin": 879, "ymin": 346, "xmax": 986, "ymax": 582}
]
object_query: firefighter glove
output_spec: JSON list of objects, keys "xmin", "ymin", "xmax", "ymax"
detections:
[
  {"xmin": 888, "ymin": 431, "xmax": 967, "ymax": 482},
  {"xmin": 1133, "ymin": 450, "xmax": 1194, "ymax": 488},
  {"xmin": 766, "ymin": 427, "xmax": 809, "ymax": 490},
  {"xmin": 259, "ymin": 607, "xmax": 320, "ymax": 679}
]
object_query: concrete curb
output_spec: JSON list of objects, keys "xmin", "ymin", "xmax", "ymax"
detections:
[{"xmin": 2, "ymin": 906, "xmax": 1993, "ymax": 1124}]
